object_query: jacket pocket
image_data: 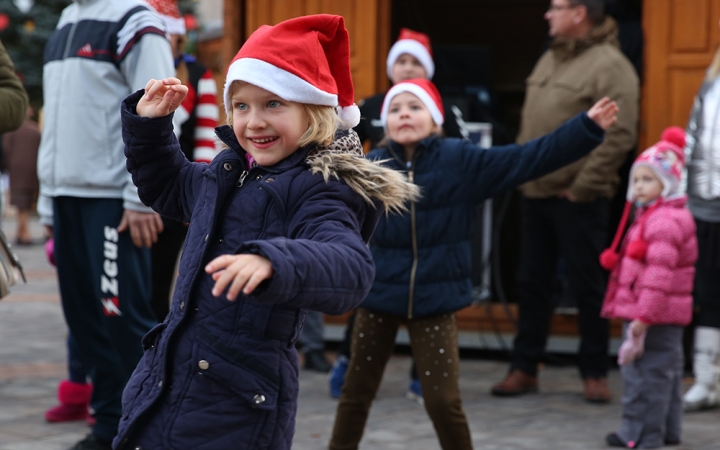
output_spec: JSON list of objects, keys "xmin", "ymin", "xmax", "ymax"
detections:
[{"xmin": 167, "ymin": 329, "xmax": 280, "ymax": 450}]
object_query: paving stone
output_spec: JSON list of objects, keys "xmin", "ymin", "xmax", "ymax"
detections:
[{"xmin": 2, "ymin": 217, "xmax": 720, "ymax": 449}]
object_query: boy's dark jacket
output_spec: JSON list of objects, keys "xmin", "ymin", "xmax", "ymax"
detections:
[
  {"xmin": 362, "ymin": 113, "xmax": 604, "ymax": 318},
  {"xmin": 114, "ymin": 91, "xmax": 417, "ymax": 450}
]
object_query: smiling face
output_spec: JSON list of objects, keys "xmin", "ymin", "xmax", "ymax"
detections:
[
  {"xmin": 229, "ymin": 82, "xmax": 309, "ymax": 166},
  {"xmin": 390, "ymin": 53, "xmax": 428, "ymax": 84},
  {"xmin": 385, "ymin": 91, "xmax": 439, "ymax": 155},
  {"xmin": 632, "ymin": 165, "xmax": 664, "ymax": 204}
]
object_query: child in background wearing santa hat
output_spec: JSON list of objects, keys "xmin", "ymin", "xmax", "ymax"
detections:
[
  {"xmin": 329, "ymin": 78, "xmax": 619, "ymax": 450},
  {"xmin": 353, "ymin": 28, "xmax": 466, "ymax": 149},
  {"xmin": 112, "ymin": 15, "xmax": 419, "ymax": 450},
  {"xmin": 600, "ymin": 128, "xmax": 698, "ymax": 449},
  {"xmin": 329, "ymin": 26, "xmax": 471, "ymax": 402}
]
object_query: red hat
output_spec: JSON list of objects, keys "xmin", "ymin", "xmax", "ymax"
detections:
[
  {"xmin": 386, "ymin": 28, "xmax": 434, "ymax": 80},
  {"xmin": 146, "ymin": 0, "xmax": 186, "ymax": 35},
  {"xmin": 600, "ymin": 127, "xmax": 687, "ymax": 271},
  {"xmin": 380, "ymin": 78, "xmax": 444, "ymax": 129},
  {"xmin": 223, "ymin": 14, "xmax": 360, "ymax": 130}
]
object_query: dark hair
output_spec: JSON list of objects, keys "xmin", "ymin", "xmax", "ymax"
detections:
[{"xmin": 569, "ymin": 0, "xmax": 605, "ymax": 25}]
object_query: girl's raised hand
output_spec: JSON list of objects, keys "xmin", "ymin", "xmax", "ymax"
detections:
[
  {"xmin": 587, "ymin": 97, "xmax": 620, "ymax": 131},
  {"xmin": 136, "ymin": 77, "xmax": 189, "ymax": 118},
  {"xmin": 205, "ymin": 254, "xmax": 274, "ymax": 301}
]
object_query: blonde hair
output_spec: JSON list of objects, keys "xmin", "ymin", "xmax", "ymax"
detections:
[{"xmin": 225, "ymin": 81, "xmax": 338, "ymax": 148}]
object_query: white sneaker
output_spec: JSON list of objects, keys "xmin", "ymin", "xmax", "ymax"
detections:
[{"xmin": 683, "ymin": 383, "xmax": 718, "ymax": 411}]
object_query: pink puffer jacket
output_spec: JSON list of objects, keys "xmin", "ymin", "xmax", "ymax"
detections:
[{"xmin": 601, "ymin": 197, "xmax": 697, "ymax": 325}]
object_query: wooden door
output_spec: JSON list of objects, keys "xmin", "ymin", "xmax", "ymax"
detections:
[
  {"xmin": 224, "ymin": 0, "xmax": 391, "ymax": 103},
  {"xmin": 642, "ymin": 0, "xmax": 720, "ymax": 149}
]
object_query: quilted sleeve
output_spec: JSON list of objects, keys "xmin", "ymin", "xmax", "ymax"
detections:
[
  {"xmin": 121, "ymin": 90, "xmax": 207, "ymax": 222},
  {"xmin": 237, "ymin": 180, "xmax": 375, "ymax": 315}
]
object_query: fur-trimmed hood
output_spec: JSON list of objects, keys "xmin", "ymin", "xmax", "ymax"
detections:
[
  {"xmin": 216, "ymin": 125, "xmax": 420, "ymax": 214},
  {"xmin": 306, "ymin": 129, "xmax": 420, "ymax": 213}
]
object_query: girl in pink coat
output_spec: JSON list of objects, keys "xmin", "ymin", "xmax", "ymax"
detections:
[{"xmin": 600, "ymin": 127, "xmax": 698, "ymax": 449}]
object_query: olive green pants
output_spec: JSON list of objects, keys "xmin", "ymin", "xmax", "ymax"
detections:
[{"xmin": 329, "ymin": 308, "xmax": 472, "ymax": 450}]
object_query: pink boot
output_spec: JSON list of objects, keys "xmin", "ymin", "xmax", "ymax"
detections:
[{"xmin": 44, "ymin": 380, "xmax": 92, "ymax": 422}]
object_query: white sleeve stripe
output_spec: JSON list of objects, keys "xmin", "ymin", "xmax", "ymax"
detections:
[
  {"xmin": 194, "ymin": 148, "xmax": 219, "ymax": 162},
  {"xmin": 117, "ymin": 11, "xmax": 166, "ymax": 56},
  {"xmin": 198, "ymin": 78, "xmax": 218, "ymax": 94},
  {"xmin": 195, "ymin": 127, "xmax": 217, "ymax": 141},
  {"xmin": 196, "ymin": 104, "xmax": 219, "ymax": 120}
]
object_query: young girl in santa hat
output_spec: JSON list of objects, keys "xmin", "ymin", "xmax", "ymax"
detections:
[
  {"xmin": 601, "ymin": 128, "xmax": 698, "ymax": 449},
  {"xmin": 112, "ymin": 14, "xmax": 420, "ymax": 450},
  {"xmin": 329, "ymin": 78, "xmax": 620, "ymax": 450}
]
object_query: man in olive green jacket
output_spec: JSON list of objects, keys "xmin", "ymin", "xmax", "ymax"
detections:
[
  {"xmin": 491, "ymin": 0, "xmax": 639, "ymax": 403},
  {"xmin": 0, "ymin": 40, "xmax": 28, "ymax": 134}
]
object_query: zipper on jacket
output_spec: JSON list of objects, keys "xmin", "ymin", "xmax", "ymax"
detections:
[
  {"xmin": 408, "ymin": 169, "xmax": 419, "ymax": 319},
  {"xmin": 236, "ymin": 170, "xmax": 249, "ymax": 187}
]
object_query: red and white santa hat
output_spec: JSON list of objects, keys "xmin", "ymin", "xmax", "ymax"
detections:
[
  {"xmin": 386, "ymin": 28, "xmax": 434, "ymax": 80},
  {"xmin": 380, "ymin": 78, "xmax": 444, "ymax": 129},
  {"xmin": 223, "ymin": 14, "xmax": 360, "ymax": 130},
  {"xmin": 146, "ymin": 0, "xmax": 186, "ymax": 35},
  {"xmin": 626, "ymin": 126, "xmax": 686, "ymax": 201}
]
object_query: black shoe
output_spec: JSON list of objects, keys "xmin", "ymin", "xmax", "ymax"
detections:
[
  {"xmin": 68, "ymin": 434, "xmax": 112, "ymax": 450},
  {"xmin": 665, "ymin": 438, "xmax": 681, "ymax": 446},
  {"xmin": 605, "ymin": 433, "xmax": 626, "ymax": 448},
  {"xmin": 304, "ymin": 350, "xmax": 332, "ymax": 373}
]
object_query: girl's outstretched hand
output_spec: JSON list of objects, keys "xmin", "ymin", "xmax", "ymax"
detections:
[
  {"xmin": 205, "ymin": 254, "xmax": 274, "ymax": 301},
  {"xmin": 136, "ymin": 77, "xmax": 188, "ymax": 118},
  {"xmin": 587, "ymin": 97, "xmax": 619, "ymax": 131}
]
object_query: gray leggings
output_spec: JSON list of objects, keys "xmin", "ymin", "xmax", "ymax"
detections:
[
  {"xmin": 618, "ymin": 324, "xmax": 684, "ymax": 448},
  {"xmin": 329, "ymin": 308, "xmax": 472, "ymax": 450}
]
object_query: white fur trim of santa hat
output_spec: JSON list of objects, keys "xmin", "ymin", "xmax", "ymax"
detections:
[
  {"xmin": 386, "ymin": 39, "xmax": 435, "ymax": 80},
  {"xmin": 223, "ymin": 15, "xmax": 361, "ymax": 130},
  {"xmin": 380, "ymin": 81, "xmax": 444, "ymax": 129}
]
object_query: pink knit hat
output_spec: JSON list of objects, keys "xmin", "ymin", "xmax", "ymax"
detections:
[
  {"xmin": 600, "ymin": 127, "xmax": 687, "ymax": 270},
  {"xmin": 626, "ymin": 127, "xmax": 686, "ymax": 200}
]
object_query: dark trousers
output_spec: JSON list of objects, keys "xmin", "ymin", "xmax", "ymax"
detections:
[
  {"xmin": 693, "ymin": 218, "xmax": 720, "ymax": 328},
  {"xmin": 330, "ymin": 308, "xmax": 472, "ymax": 450},
  {"xmin": 67, "ymin": 333, "xmax": 90, "ymax": 384},
  {"xmin": 53, "ymin": 197, "xmax": 156, "ymax": 442},
  {"xmin": 150, "ymin": 217, "xmax": 187, "ymax": 322},
  {"xmin": 511, "ymin": 197, "xmax": 610, "ymax": 378}
]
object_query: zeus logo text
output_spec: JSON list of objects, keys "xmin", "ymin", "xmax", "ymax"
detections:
[{"xmin": 101, "ymin": 226, "xmax": 122, "ymax": 316}]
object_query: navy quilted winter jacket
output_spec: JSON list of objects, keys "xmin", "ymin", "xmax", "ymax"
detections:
[
  {"xmin": 361, "ymin": 113, "xmax": 605, "ymax": 318},
  {"xmin": 113, "ymin": 90, "xmax": 391, "ymax": 450}
]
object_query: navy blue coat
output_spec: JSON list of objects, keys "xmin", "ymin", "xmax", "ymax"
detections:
[
  {"xmin": 361, "ymin": 113, "xmax": 604, "ymax": 318},
  {"xmin": 114, "ymin": 91, "xmax": 380, "ymax": 450}
]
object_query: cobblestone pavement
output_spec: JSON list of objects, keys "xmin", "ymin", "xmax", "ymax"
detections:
[{"xmin": 0, "ymin": 217, "xmax": 718, "ymax": 449}]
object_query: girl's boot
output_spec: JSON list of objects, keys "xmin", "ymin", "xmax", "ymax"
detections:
[
  {"xmin": 684, "ymin": 326, "xmax": 720, "ymax": 411},
  {"xmin": 44, "ymin": 380, "xmax": 92, "ymax": 422}
]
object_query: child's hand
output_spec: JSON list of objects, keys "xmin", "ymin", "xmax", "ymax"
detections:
[
  {"xmin": 629, "ymin": 319, "xmax": 649, "ymax": 337},
  {"xmin": 205, "ymin": 254, "xmax": 274, "ymax": 300},
  {"xmin": 587, "ymin": 97, "xmax": 619, "ymax": 131},
  {"xmin": 137, "ymin": 77, "xmax": 188, "ymax": 118}
]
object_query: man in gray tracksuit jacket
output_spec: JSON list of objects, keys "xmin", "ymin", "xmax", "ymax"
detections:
[{"xmin": 36, "ymin": 1, "xmax": 174, "ymax": 449}]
